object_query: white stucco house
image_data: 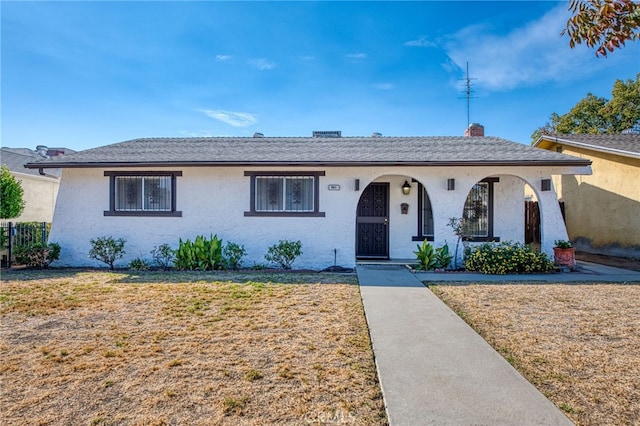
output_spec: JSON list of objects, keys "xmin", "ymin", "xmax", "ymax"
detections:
[{"xmin": 25, "ymin": 126, "xmax": 592, "ymax": 269}]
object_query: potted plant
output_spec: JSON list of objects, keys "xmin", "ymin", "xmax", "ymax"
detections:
[{"xmin": 553, "ymin": 239, "xmax": 576, "ymax": 267}]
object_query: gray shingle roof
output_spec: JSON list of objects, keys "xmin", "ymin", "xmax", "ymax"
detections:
[
  {"xmin": 25, "ymin": 136, "xmax": 592, "ymax": 168},
  {"xmin": 536, "ymin": 134, "xmax": 640, "ymax": 158},
  {"xmin": 1, "ymin": 148, "xmax": 62, "ymax": 178}
]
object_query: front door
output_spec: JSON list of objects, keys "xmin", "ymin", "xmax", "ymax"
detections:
[{"xmin": 356, "ymin": 183, "xmax": 389, "ymax": 258}]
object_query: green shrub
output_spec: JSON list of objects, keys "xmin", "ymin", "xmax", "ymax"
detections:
[
  {"xmin": 14, "ymin": 242, "xmax": 60, "ymax": 268},
  {"xmin": 265, "ymin": 240, "xmax": 302, "ymax": 270},
  {"xmin": 0, "ymin": 227, "xmax": 8, "ymax": 250},
  {"xmin": 1, "ymin": 165, "xmax": 25, "ymax": 219},
  {"xmin": 88, "ymin": 236, "xmax": 126, "ymax": 270},
  {"xmin": 151, "ymin": 243, "xmax": 175, "ymax": 270},
  {"xmin": 434, "ymin": 244, "xmax": 453, "ymax": 270},
  {"xmin": 129, "ymin": 257, "xmax": 151, "ymax": 271},
  {"xmin": 464, "ymin": 241, "xmax": 555, "ymax": 275},
  {"xmin": 224, "ymin": 242, "xmax": 246, "ymax": 270},
  {"xmin": 414, "ymin": 240, "xmax": 437, "ymax": 270},
  {"xmin": 174, "ymin": 234, "xmax": 224, "ymax": 271}
]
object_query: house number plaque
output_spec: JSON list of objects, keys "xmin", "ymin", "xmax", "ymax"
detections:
[{"xmin": 327, "ymin": 184, "xmax": 341, "ymax": 191}]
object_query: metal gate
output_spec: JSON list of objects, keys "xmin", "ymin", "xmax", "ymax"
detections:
[{"xmin": 0, "ymin": 222, "xmax": 50, "ymax": 268}]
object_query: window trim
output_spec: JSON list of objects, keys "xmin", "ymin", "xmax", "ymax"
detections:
[
  {"xmin": 244, "ymin": 171, "xmax": 326, "ymax": 217},
  {"xmin": 463, "ymin": 177, "xmax": 500, "ymax": 242},
  {"xmin": 412, "ymin": 181, "xmax": 434, "ymax": 241},
  {"xmin": 104, "ymin": 171, "xmax": 182, "ymax": 217}
]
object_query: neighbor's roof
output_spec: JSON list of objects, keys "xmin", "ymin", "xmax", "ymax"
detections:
[
  {"xmin": 25, "ymin": 136, "xmax": 592, "ymax": 169},
  {"xmin": 1, "ymin": 147, "xmax": 63, "ymax": 178},
  {"xmin": 535, "ymin": 134, "xmax": 640, "ymax": 159}
]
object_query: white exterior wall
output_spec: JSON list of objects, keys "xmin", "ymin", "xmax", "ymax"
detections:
[{"xmin": 49, "ymin": 165, "xmax": 578, "ymax": 269}]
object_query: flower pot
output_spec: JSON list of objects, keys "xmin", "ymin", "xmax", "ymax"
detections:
[{"xmin": 553, "ymin": 247, "xmax": 576, "ymax": 267}]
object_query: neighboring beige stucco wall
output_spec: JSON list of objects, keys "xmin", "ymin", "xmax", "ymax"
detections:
[
  {"xmin": 48, "ymin": 165, "xmax": 579, "ymax": 269},
  {"xmin": 8, "ymin": 172, "xmax": 60, "ymax": 223},
  {"xmin": 548, "ymin": 144, "xmax": 640, "ymax": 258}
]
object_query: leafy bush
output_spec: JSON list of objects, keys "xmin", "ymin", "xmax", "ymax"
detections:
[
  {"xmin": 174, "ymin": 234, "xmax": 224, "ymax": 271},
  {"xmin": 464, "ymin": 241, "xmax": 555, "ymax": 275},
  {"xmin": 414, "ymin": 240, "xmax": 437, "ymax": 270},
  {"xmin": 264, "ymin": 240, "xmax": 302, "ymax": 270},
  {"xmin": 88, "ymin": 236, "xmax": 126, "ymax": 270},
  {"xmin": 434, "ymin": 244, "xmax": 453, "ymax": 270},
  {"xmin": 224, "ymin": 242, "xmax": 246, "ymax": 270},
  {"xmin": 14, "ymin": 242, "xmax": 60, "ymax": 268},
  {"xmin": 129, "ymin": 257, "xmax": 151, "ymax": 271},
  {"xmin": 1, "ymin": 165, "xmax": 25, "ymax": 219},
  {"xmin": 151, "ymin": 243, "xmax": 175, "ymax": 270}
]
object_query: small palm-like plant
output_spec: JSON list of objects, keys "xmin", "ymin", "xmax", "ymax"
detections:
[
  {"xmin": 414, "ymin": 239, "xmax": 437, "ymax": 271},
  {"xmin": 434, "ymin": 244, "xmax": 453, "ymax": 270}
]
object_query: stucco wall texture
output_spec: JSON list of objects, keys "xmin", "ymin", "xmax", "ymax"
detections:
[
  {"xmin": 49, "ymin": 166, "xmax": 571, "ymax": 269},
  {"xmin": 8, "ymin": 172, "xmax": 59, "ymax": 223},
  {"xmin": 551, "ymin": 145, "xmax": 640, "ymax": 258}
]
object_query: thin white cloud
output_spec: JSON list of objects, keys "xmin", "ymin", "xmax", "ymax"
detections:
[
  {"xmin": 346, "ymin": 53, "xmax": 367, "ymax": 61},
  {"xmin": 249, "ymin": 58, "xmax": 276, "ymax": 70},
  {"xmin": 443, "ymin": 4, "xmax": 596, "ymax": 91},
  {"xmin": 373, "ymin": 83, "xmax": 394, "ymax": 90},
  {"xmin": 299, "ymin": 55, "xmax": 315, "ymax": 61},
  {"xmin": 216, "ymin": 54, "xmax": 232, "ymax": 62},
  {"xmin": 199, "ymin": 110, "xmax": 257, "ymax": 127},
  {"xmin": 404, "ymin": 37, "xmax": 436, "ymax": 48}
]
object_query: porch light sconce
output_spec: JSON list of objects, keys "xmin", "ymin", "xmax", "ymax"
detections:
[
  {"xmin": 401, "ymin": 203, "xmax": 409, "ymax": 214},
  {"xmin": 402, "ymin": 180, "xmax": 411, "ymax": 195},
  {"xmin": 355, "ymin": 179, "xmax": 360, "ymax": 191},
  {"xmin": 541, "ymin": 179, "xmax": 551, "ymax": 191},
  {"xmin": 447, "ymin": 178, "xmax": 455, "ymax": 191}
]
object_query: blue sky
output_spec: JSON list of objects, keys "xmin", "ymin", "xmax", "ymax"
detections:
[{"xmin": 2, "ymin": 1, "xmax": 639, "ymax": 151}]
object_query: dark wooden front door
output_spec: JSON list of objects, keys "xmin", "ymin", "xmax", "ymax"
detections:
[
  {"xmin": 524, "ymin": 200, "xmax": 541, "ymax": 244},
  {"xmin": 356, "ymin": 183, "xmax": 389, "ymax": 258}
]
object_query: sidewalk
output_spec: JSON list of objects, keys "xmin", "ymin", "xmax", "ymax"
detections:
[
  {"xmin": 357, "ymin": 265, "xmax": 574, "ymax": 425},
  {"xmin": 415, "ymin": 260, "xmax": 640, "ymax": 283}
]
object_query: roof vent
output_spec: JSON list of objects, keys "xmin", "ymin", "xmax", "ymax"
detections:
[
  {"xmin": 313, "ymin": 130, "xmax": 342, "ymax": 138},
  {"xmin": 371, "ymin": 132, "xmax": 382, "ymax": 138},
  {"xmin": 35, "ymin": 145, "xmax": 49, "ymax": 158},
  {"xmin": 253, "ymin": 132, "xmax": 264, "ymax": 138}
]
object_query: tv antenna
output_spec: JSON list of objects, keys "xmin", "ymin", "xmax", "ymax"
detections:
[{"xmin": 459, "ymin": 62, "xmax": 477, "ymax": 129}]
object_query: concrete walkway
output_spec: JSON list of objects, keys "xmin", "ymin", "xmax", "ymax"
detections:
[{"xmin": 357, "ymin": 265, "xmax": 575, "ymax": 426}]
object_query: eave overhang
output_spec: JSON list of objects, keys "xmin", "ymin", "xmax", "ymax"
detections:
[
  {"xmin": 535, "ymin": 136, "xmax": 640, "ymax": 160},
  {"xmin": 25, "ymin": 159, "xmax": 593, "ymax": 169}
]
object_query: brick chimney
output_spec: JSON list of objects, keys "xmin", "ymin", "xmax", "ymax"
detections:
[{"xmin": 464, "ymin": 123, "xmax": 484, "ymax": 137}]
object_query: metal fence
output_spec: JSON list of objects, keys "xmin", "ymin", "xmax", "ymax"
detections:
[{"xmin": 0, "ymin": 222, "xmax": 50, "ymax": 268}]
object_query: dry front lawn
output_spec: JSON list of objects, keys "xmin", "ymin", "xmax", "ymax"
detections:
[
  {"xmin": 430, "ymin": 283, "xmax": 640, "ymax": 426},
  {"xmin": 0, "ymin": 271, "xmax": 387, "ymax": 425}
]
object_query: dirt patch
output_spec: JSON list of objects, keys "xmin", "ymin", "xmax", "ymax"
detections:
[
  {"xmin": 431, "ymin": 284, "xmax": 640, "ymax": 426},
  {"xmin": 0, "ymin": 271, "xmax": 387, "ymax": 425}
]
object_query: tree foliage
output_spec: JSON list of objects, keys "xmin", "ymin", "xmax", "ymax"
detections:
[
  {"xmin": 531, "ymin": 73, "xmax": 640, "ymax": 142},
  {"xmin": 562, "ymin": 0, "xmax": 640, "ymax": 57},
  {"xmin": 1, "ymin": 165, "xmax": 26, "ymax": 219}
]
